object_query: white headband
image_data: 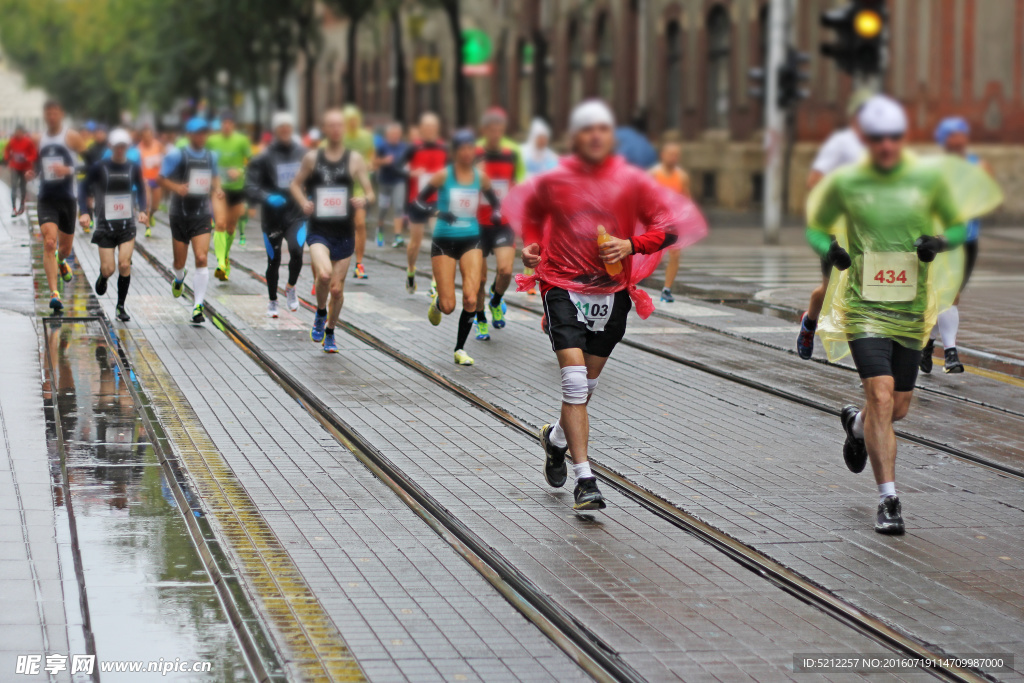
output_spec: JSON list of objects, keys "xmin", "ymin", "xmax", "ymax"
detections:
[
  {"xmin": 858, "ymin": 95, "xmax": 907, "ymax": 136},
  {"xmin": 272, "ymin": 112, "xmax": 295, "ymax": 129},
  {"xmin": 569, "ymin": 100, "xmax": 615, "ymax": 135}
]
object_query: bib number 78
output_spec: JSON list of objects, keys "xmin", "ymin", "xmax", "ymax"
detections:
[{"xmin": 873, "ymin": 269, "xmax": 907, "ymax": 285}]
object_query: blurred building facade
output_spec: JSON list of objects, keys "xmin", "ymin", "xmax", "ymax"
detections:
[
  {"xmin": 0, "ymin": 42, "xmax": 47, "ymax": 134},
  {"xmin": 298, "ymin": 0, "xmax": 1024, "ymax": 216}
]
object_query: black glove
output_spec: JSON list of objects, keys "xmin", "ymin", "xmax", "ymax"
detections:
[
  {"xmin": 438, "ymin": 210, "xmax": 458, "ymax": 224},
  {"xmin": 490, "ymin": 209, "xmax": 503, "ymax": 226},
  {"xmin": 914, "ymin": 236, "xmax": 946, "ymax": 263},
  {"xmin": 827, "ymin": 240, "xmax": 852, "ymax": 271}
]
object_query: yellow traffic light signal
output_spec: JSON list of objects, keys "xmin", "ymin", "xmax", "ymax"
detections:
[{"xmin": 854, "ymin": 10, "xmax": 882, "ymax": 38}]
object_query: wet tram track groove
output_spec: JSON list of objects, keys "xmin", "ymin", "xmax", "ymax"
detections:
[
  {"xmin": 181, "ymin": 245, "xmax": 1003, "ymax": 683},
  {"xmin": 360, "ymin": 251, "xmax": 1024, "ymax": 482}
]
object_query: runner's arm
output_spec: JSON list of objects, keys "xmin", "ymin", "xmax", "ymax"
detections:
[
  {"xmin": 289, "ymin": 150, "xmax": 316, "ymax": 208},
  {"xmin": 411, "ymin": 170, "xmax": 448, "ymax": 217},
  {"xmin": 244, "ymin": 155, "xmax": 276, "ymax": 204},
  {"xmin": 350, "ymin": 151, "xmax": 375, "ymax": 205},
  {"xmin": 132, "ymin": 164, "xmax": 148, "ymax": 213},
  {"xmin": 78, "ymin": 164, "xmax": 99, "ymax": 218}
]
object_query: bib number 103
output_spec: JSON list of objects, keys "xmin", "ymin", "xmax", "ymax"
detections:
[
  {"xmin": 575, "ymin": 301, "xmax": 609, "ymax": 318},
  {"xmin": 873, "ymin": 269, "xmax": 908, "ymax": 285}
]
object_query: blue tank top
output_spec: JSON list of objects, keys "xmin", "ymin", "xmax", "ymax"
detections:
[
  {"xmin": 433, "ymin": 164, "xmax": 481, "ymax": 240},
  {"xmin": 966, "ymin": 153, "xmax": 981, "ymax": 242}
]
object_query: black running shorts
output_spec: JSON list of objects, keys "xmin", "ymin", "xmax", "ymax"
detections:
[
  {"xmin": 37, "ymin": 197, "xmax": 78, "ymax": 235},
  {"xmin": 407, "ymin": 203, "xmax": 433, "ymax": 225},
  {"xmin": 961, "ymin": 240, "xmax": 978, "ymax": 292},
  {"xmin": 91, "ymin": 224, "xmax": 136, "ymax": 249},
  {"xmin": 542, "ymin": 287, "xmax": 632, "ymax": 358},
  {"xmin": 848, "ymin": 337, "xmax": 922, "ymax": 392},
  {"xmin": 480, "ymin": 224, "xmax": 515, "ymax": 258},
  {"xmin": 431, "ymin": 236, "xmax": 480, "ymax": 260},
  {"xmin": 170, "ymin": 215, "xmax": 213, "ymax": 242},
  {"xmin": 224, "ymin": 189, "xmax": 247, "ymax": 207}
]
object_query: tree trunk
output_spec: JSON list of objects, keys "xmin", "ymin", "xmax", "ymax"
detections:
[
  {"xmin": 532, "ymin": 29, "xmax": 548, "ymax": 121},
  {"xmin": 390, "ymin": 8, "xmax": 406, "ymax": 123},
  {"xmin": 346, "ymin": 16, "xmax": 359, "ymax": 105},
  {"xmin": 275, "ymin": 49, "xmax": 289, "ymax": 110},
  {"xmin": 303, "ymin": 45, "xmax": 316, "ymax": 128},
  {"xmin": 443, "ymin": 0, "xmax": 467, "ymax": 127}
]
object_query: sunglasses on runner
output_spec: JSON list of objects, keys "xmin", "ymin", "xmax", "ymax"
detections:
[{"xmin": 865, "ymin": 133, "xmax": 904, "ymax": 143}]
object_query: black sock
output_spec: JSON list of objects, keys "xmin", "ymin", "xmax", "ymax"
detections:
[
  {"xmin": 456, "ymin": 310, "xmax": 475, "ymax": 351},
  {"xmin": 325, "ymin": 327, "xmax": 334, "ymax": 336},
  {"xmin": 476, "ymin": 310, "xmax": 487, "ymax": 323},
  {"xmin": 317, "ymin": 308, "xmax": 327, "ymax": 317},
  {"xmin": 490, "ymin": 282, "xmax": 503, "ymax": 308},
  {"xmin": 804, "ymin": 316, "xmax": 817, "ymax": 330},
  {"xmin": 117, "ymin": 275, "xmax": 130, "ymax": 307},
  {"xmin": 95, "ymin": 275, "xmax": 108, "ymax": 296}
]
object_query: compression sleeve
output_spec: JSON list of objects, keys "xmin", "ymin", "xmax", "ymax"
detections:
[
  {"xmin": 133, "ymin": 165, "xmax": 148, "ymax": 212},
  {"xmin": 413, "ymin": 183, "xmax": 439, "ymax": 215},
  {"xmin": 630, "ymin": 229, "xmax": 677, "ymax": 255},
  {"xmin": 78, "ymin": 164, "xmax": 100, "ymax": 216},
  {"xmin": 482, "ymin": 187, "xmax": 500, "ymax": 210},
  {"xmin": 806, "ymin": 228, "xmax": 832, "ymax": 258}
]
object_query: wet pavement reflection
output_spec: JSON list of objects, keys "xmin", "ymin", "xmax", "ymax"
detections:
[{"xmin": 44, "ymin": 319, "xmax": 249, "ymax": 682}]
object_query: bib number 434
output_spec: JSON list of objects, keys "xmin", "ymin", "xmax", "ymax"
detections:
[{"xmin": 873, "ymin": 269, "xmax": 908, "ymax": 285}]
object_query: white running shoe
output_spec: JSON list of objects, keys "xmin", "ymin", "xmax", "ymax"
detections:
[
  {"xmin": 286, "ymin": 286, "xmax": 299, "ymax": 311},
  {"xmin": 267, "ymin": 300, "xmax": 279, "ymax": 318}
]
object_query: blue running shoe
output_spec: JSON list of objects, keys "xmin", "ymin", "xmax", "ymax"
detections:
[
  {"xmin": 475, "ymin": 319, "xmax": 490, "ymax": 341},
  {"xmin": 311, "ymin": 311, "xmax": 327, "ymax": 343},
  {"xmin": 376, "ymin": 230, "xmax": 384, "ymax": 247},
  {"xmin": 488, "ymin": 287, "xmax": 507, "ymax": 329},
  {"xmin": 323, "ymin": 331, "xmax": 338, "ymax": 353},
  {"xmin": 796, "ymin": 312, "xmax": 816, "ymax": 360}
]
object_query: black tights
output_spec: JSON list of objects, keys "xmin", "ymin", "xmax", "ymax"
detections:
[
  {"xmin": 263, "ymin": 221, "xmax": 307, "ymax": 299},
  {"xmin": 10, "ymin": 171, "xmax": 27, "ymax": 212}
]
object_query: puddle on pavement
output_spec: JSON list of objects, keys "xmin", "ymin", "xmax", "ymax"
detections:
[{"xmin": 44, "ymin": 319, "xmax": 249, "ymax": 681}]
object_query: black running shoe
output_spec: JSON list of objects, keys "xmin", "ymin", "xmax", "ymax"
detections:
[
  {"xmin": 115, "ymin": 305, "xmax": 130, "ymax": 322},
  {"xmin": 920, "ymin": 338, "xmax": 934, "ymax": 374},
  {"xmin": 95, "ymin": 275, "xmax": 108, "ymax": 296},
  {"xmin": 840, "ymin": 404, "xmax": 868, "ymax": 474},
  {"xmin": 539, "ymin": 424, "xmax": 568, "ymax": 488},
  {"xmin": 573, "ymin": 476, "xmax": 606, "ymax": 510},
  {"xmin": 944, "ymin": 347, "xmax": 964, "ymax": 374},
  {"xmin": 875, "ymin": 496, "xmax": 905, "ymax": 535}
]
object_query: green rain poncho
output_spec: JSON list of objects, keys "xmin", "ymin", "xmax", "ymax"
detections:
[{"xmin": 807, "ymin": 152, "xmax": 1002, "ymax": 361}]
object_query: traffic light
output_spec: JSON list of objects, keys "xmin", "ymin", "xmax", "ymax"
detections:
[
  {"xmin": 778, "ymin": 48, "xmax": 810, "ymax": 108},
  {"xmin": 820, "ymin": 0, "xmax": 887, "ymax": 75}
]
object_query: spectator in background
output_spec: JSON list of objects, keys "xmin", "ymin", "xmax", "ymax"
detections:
[
  {"xmin": 615, "ymin": 110, "xmax": 657, "ymax": 169},
  {"xmin": 522, "ymin": 118, "xmax": 559, "ymax": 178},
  {"xmin": 375, "ymin": 122, "xmax": 409, "ymax": 248},
  {"xmin": 4, "ymin": 124, "xmax": 38, "ymax": 217},
  {"xmin": 649, "ymin": 138, "xmax": 691, "ymax": 303}
]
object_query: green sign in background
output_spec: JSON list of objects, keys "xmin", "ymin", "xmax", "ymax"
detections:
[{"xmin": 461, "ymin": 28, "xmax": 492, "ymax": 65}]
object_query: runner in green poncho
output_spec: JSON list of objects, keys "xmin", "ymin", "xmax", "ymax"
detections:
[{"xmin": 806, "ymin": 95, "xmax": 1002, "ymax": 535}]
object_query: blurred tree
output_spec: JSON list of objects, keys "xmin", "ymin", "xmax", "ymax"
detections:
[{"xmin": 323, "ymin": 0, "xmax": 375, "ymax": 107}]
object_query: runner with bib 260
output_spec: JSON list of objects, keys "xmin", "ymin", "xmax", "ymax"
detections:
[
  {"xmin": 290, "ymin": 109, "xmax": 375, "ymax": 353},
  {"xmin": 414, "ymin": 129, "xmax": 503, "ymax": 367}
]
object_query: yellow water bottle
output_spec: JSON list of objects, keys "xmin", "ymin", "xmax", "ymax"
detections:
[{"xmin": 597, "ymin": 225, "xmax": 623, "ymax": 276}]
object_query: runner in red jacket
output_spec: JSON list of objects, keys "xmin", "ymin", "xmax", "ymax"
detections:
[{"xmin": 3, "ymin": 126, "xmax": 38, "ymax": 216}]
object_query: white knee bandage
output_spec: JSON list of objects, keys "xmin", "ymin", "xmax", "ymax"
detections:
[
  {"xmin": 560, "ymin": 366, "xmax": 589, "ymax": 405},
  {"xmin": 587, "ymin": 378, "xmax": 599, "ymax": 397}
]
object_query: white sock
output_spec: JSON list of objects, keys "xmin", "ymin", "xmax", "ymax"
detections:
[
  {"xmin": 878, "ymin": 481, "xmax": 896, "ymax": 503},
  {"xmin": 173, "ymin": 267, "xmax": 185, "ymax": 282},
  {"xmin": 550, "ymin": 420, "xmax": 567, "ymax": 448},
  {"xmin": 572, "ymin": 461, "xmax": 593, "ymax": 480},
  {"xmin": 852, "ymin": 411, "xmax": 865, "ymax": 439},
  {"xmin": 193, "ymin": 267, "xmax": 209, "ymax": 306},
  {"xmin": 937, "ymin": 305, "xmax": 959, "ymax": 349}
]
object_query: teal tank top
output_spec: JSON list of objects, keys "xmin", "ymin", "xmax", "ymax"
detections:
[{"xmin": 434, "ymin": 164, "xmax": 481, "ymax": 239}]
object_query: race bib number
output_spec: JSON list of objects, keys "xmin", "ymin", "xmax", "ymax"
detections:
[
  {"xmin": 276, "ymin": 162, "xmax": 301, "ymax": 189},
  {"xmin": 862, "ymin": 252, "xmax": 918, "ymax": 302},
  {"xmin": 449, "ymin": 188, "xmax": 479, "ymax": 219},
  {"xmin": 187, "ymin": 169, "xmax": 212, "ymax": 195},
  {"xmin": 491, "ymin": 179, "xmax": 510, "ymax": 200},
  {"xmin": 315, "ymin": 187, "xmax": 349, "ymax": 218},
  {"xmin": 568, "ymin": 291, "xmax": 615, "ymax": 332},
  {"xmin": 104, "ymin": 194, "xmax": 133, "ymax": 221},
  {"xmin": 42, "ymin": 156, "xmax": 64, "ymax": 182}
]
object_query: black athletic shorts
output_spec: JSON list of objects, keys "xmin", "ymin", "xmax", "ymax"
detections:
[
  {"xmin": 961, "ymin": 240, "xmax": 978, "ymax": 291},
  {"xmin": 431, "ymin": 236, "xmax": 480, "ymax": 260},
  {"xmin": 37, "ymin": 197, "xmax": 78, "ymax": 235},
  {"xmin": 407, "ymin": 203, "xmax": 433, "ymax": 225},
  {"xmin": 170, "ymin": 215, "xmax": 213, "ymax": 243},
  {"xmin": 542, "ymin": 287, "xmax": 632, "ymax": 358},
  {"xmin": 480, "ymin": 224, "xmax": 515, "ymax": 257},
  {"xmin": 91, "ymin": 224, "xmax": 136, "ymax": 249},
  {"xmin": 848, "ymin": 337, "xmax": 921, "ymax": 392},
  {"xmin": 224, "ymin": 189, "xmax": 247, "ymax": 207},
  {"xmin": 820, "ymin": 257, "xmax": 832, "ymax": 278}
]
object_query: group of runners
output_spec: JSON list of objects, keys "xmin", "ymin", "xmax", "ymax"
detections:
[{"xmin": 4, "ymin": 93, "xmax": 1001, "ymax": 525}]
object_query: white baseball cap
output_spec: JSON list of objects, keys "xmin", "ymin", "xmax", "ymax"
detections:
[
  {"xmin": 858, "ymin": 95, "xmax": 907, "ymax": 136},
  {"xmin": 272, "ymin": 111, "xmax": 295, "ymax": 129},
  {"xmin": 569, "ymin": 100, "xmax": 615, "ymax": 135},
  {"xmin": 109, "ymin": 128, "xmax": 132, "ymax": 147}
]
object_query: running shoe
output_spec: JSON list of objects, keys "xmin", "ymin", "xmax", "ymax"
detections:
[
  {"xmin": 95, "ymin": 275, "xmax": 108, "ymax": 296},
  {"xmin": 875, "ymin": 496, "xmax": 905, "ymax": 535},
  {"xmin": 406, "ymin": 273, "xmax": 416, "ymax": 294},
  {"xmin": 430, "ymin": 278, "xmax": 437, "ymax": 298},
  {"xmin": 145, "ymin": 226, "xmax": 152, "ymax": 238},
  {"xmin": 214, "ymin": 267, "xmax": 226, "ymax": 281},
  {"xmin": 115, "ymin": 305, "xmax": 131, "ymax": 322},
  {"xmin": 354, "ymin": 263, "xmax": 367, "ymax": 279},
  {"xmin": 322, "ymin": 331, "xmax": 338, "ymax": 353},
  {"xmin": 376, "ymin": 230, "xmax": 384, "ymax": 247},
  {"xmin": 267, "ymin": 300, "xmax": 279, "ymax": 318},
  {"xmin": 393, "ymin": 235, "xmax": 405, "ymax": 248},
  {"xmin": 475, "ymin": 320, "xmax": 490, "ymax": 341},
  {"xmin": 427, "ymin": 294, "xmax": 442, "ymax": 326},
  {"xmin": 311, "ymin": 311, "xmax": 327, "ymax": 343},
  {"xmin": 660, "ymin": 287, "xmax": 675, "ymax": 303},
  {"xmin": 57, "ymin": 252, "xmax": 72, "ymax": 283},
  {"xmin": 453, "ymin": 349, "xmax": 474, "ymax": 366},
  {"xmin": 796, "ymin": 312, "xmax": 816, "ymax": 360},
  {"xmin": 920, "ymin": 339, "xmax": 935, "ymax": 374},
  {"xmin": 944, "ymin": 347, "xmax": 964, "ymax": 374},
  {"xmin": 573, "ymin": 476, "xmax": 606, "ymax": 510},
  {"xmin": 488, "ymin": 287, "xmax": 507, "ymax": 328},
  {"xmin": 172, "ymin": 269, "xmax": 187, "ymax": 298},
  {"xmin": 286, "ymin": 286, "xmax": 299, "ymax": 312},
  {"xmin": 539, "ymin": 424, "xmax": 568, "ymax": 488},
  {"xmin": 49, "ymin": 292, "xmax": 63, "ymax": 315},
  {"xmin": 65, "ymin": 251, "xmax": 76, "ymax": 269},
  {"xmin": 191, "ymin": 303, "xmax": 205, "ymax": 325},
  {"xmin": 840, "ymin": 404, "xmax": 868, "ymax": 474}
]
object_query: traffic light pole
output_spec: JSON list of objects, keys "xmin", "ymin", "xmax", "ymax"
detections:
[{"xmin": 762, "ymin": 0, "xmax": 789, "ymax": 245}]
